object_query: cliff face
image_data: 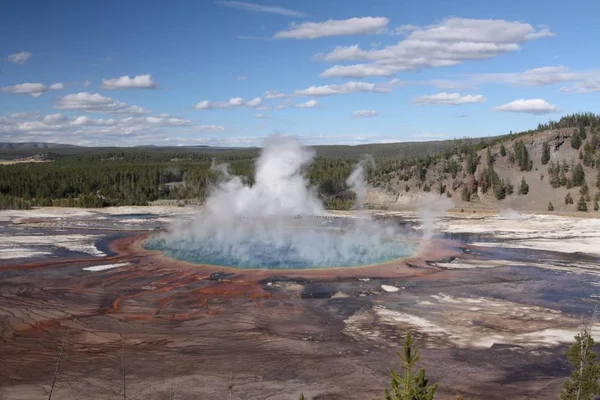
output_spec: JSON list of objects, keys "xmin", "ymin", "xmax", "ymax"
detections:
[{"xmin": 369, "ymin": 127, "xmax": 600, "ymax": 213}]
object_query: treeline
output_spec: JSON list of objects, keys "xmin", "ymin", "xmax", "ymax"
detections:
[{"xmin": 1, "ymin": 112, "xmax": 599, "ymax": 210}]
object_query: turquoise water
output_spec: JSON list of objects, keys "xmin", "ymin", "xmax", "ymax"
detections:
[{"xmin": 143, "ymin": 229, "xmax": 415, "ymax": 270}]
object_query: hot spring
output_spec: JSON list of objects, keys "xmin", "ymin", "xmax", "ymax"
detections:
[
  {"xmin": 147, "ymin": 135, "xmax": 449, "ymax": 271},
  {"xmin": 143, "ymin": 217, "xmax": 418, "ymax": 269}
]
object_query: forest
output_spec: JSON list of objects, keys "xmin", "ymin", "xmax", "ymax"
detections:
[{"xmin": 0, "ymin": 112, "xmax": 599, "ymax": 210}]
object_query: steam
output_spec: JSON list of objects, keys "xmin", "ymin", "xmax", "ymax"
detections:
[
  {"xmin": 150, "ymin": 135, "xmax": 448, "ymax": 269},
  {"xmin": 346, "ymin": 155, "xmax": 375, "ymax": 211}
]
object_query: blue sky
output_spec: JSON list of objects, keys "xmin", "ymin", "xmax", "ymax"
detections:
[{"xmin": 1, "ymin": 0, "xmax": 599, "ymax": 146}]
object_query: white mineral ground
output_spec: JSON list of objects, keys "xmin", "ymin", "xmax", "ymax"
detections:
[
  {"xmin": 344, "ymin": 293, "xmax": 600, "ymax": 350},
  {"xmin": 82, "ymin": 262, "xmax": 130, "ymax": 272},
  {"xmin": 0, "ymin": 234, "xmax": 105, "ymax": 257}
]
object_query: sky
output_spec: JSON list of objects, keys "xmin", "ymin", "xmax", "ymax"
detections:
[{"xmin": 1, "ymin": 0, "xmax": 600, "ymax": 147}]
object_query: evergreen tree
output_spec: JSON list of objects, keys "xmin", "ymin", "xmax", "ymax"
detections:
[
  {"xmin": 505, "ymin": 181, "xmax": 514, "ymax": 195},
  {"xmin": 541, "ymin": 141, "xmax": 551, "ymax": 165},
  {"xmin": 548, "ymin": 202, "xmax": 554, "ymax": 211},
  {"xmin": 565, "ymin": 192, "xmax": 574, "ymax": 205},
  {"xmin": 560, "ymin": 328, "xmax": 599, "ymax": 400},
  {"xmin": 299, "ymin": 393, "xmax": 306, "ymax": 400},
  {"xmin": 579, "ymin": 124, "xmax": 587, "ymax": 140},
  {"xmin": 500, "ymin": 143, "xmax": 507, "ymax": 157},
  {"xmin": 573, "ymin": 163, "xmax": 586, "ymax": 186},
  {"xmin": 494, "ymin": 181, "xmax": 506, "ymax": 200},
  {"xmin": 486, "ymin": 147, "xmax": 494, "ymax": 167},
  {"xmin": 596, "ymin": 169, "xmax": 600, "ymax": 189},
  {"xmin": 518, "ymin": 177, "xmax": 529, "ymax": 195},
  {"xmin": 594, "ymin": 200, "xmax": 599, "ymax": 211},
  {"xmin": 384, "ymin": 333, "xmax": 439, "ymax": 400},
  {"xmin": 578, "ymin": 196, "xmax": 588, "ymax": 212},
  {"xmin": 572, "ymin": 132, "xmax": 582, "ymax": 150}
]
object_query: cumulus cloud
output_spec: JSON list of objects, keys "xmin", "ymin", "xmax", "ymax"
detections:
[
  {"xmin": 194, "ymin": 97, "xmax": 263, "ymax": 109},
  {"xmin": 101, "ymin": 74, "xmax": 157, "ymax": 89},
  {"xmin": 472, "ymin": 66, "xmax": 594, "ymax": 86},
  {"xmin": 413, "ymin": 92, "xmax": 486, "ymax": 105},
  {"xmin": 264, "ymin": 90, "xmax": 287, "ymax": 99},
  {"xmin": 471, "ymin": 66, "xmax": 600, "ymax": 93},
  {"xmin": 216, "ymin": 1, "xmax": 307, "ymax": 17},
  {"xmin": 352, "ymin": 110, "xmax": 379, "ymax": 118},
  {"xmin": 294, "ymin": 81, "xmax": 392, "ymax": 97},
  {"xmin": 493, "ymin": 99, "xmax": 559, "ymax": 114},
  {"xmin": 319, "ymin": 18, "xmax": 553, "ymax": 77},
  {"xmin": 0, "ymin": 82, "xmax": 65, "ymax": 97},
  {"xmin": 55, "ymin": 92, "xmax": 148, "ymax": 115},
  {"xmin": 291, "ymin": 99, "xmax": 318, "ymax": 108},
  {"xmin": 275, "ymin": 17, "xmax": 389, "ymax": 39},
  {"xmin": 7, "ymin": 52, "xmax": 32, "ymax": 64},
  {"xmin": 0, "ymin": 112, "xmax": 213, "ymax": 146},
  {"xmin": 237, "ymin": 76, "xmax": 247, "ymax": 81}
]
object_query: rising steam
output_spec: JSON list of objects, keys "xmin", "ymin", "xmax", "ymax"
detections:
[{"xmin": 148, "ymin": 135, "xmax": 448, "ymax": 269}]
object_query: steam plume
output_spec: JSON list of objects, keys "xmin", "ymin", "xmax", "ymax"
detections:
[{"xmin": 149, "ymin": 135, "xmax": 445, "ymax": 269}]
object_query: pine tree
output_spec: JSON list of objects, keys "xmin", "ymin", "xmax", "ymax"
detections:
[
  {"xmin": 565, "ymin": 192, "xmax": 574, "ymax": 205},
  {"xmin": 596, "ymin": 169, "xmax": 600, "ymax": 189},
  {"xmin": 548, "ymin": 202, "xmax": 554, "ymax": 211},
  {"xmin": 486, "ymin": 147, "xmax": 494, "ymax": 167},
  {"xmin": 541, "ymin": 141, "xmax": 551, "ymax": 165},
  {"xmin": 384, "ymin": 333, "xmax": 439, "ymax": 400},
  {"xmin": 572, "ymin": 132, "xmax": 582, "ymax": 150},
  {"xmin": 500, "ymin": 143, "xmax": 507, "ymax": 157},
  {"xmin": 573, "ymin": 163, "xmax": 586, "ymax": 186},
  {"xmin": 577, "ymin": 196, "xmax": 588, "ymax": 212},
  {"xmin": 594, "ymin": 200, "xmax": 599, "ymax": 211},
  {"xmin": 299, "ymin": 393, "xmax": 306, "ymax": 400},
  {"xmin": 518, "ymin": 177, "xmax": 529, "ymax": 195},
  {"xmin": 560, "ymin": 327, "xmax": 599, "ymax": 400}
]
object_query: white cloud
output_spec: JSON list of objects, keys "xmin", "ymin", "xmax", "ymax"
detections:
[
  {"xmin": 275, "ymin": 17, "xmax": 389, "ymax": 39},
  {"xmin": 253, "ymin": 114, "xmax": 268, "ymax": 119},
  {"xmin": 42, "ymin": 114, "xmax": 69, "ymax": 125},
  {"xmin": 472, "ymin": 66, "xmax": 593, "ymax": 86},
  {"xmin": 565, "ymin": 79, "xmax": 600, "ymax": 93},
  {"xmin": 413, "ymin": 92, "xmax": 486, "ymax": 105},
  {"xmin": 7, "ymin": 52, "xmax": 32, "ymax": 64},
  {"xmin": 55, "ymin": 92, "xmax": 148, "ymax": 115},
  {"xmin": 264, "ymin": 90, "xmax": 287, "ymax": 99},
  {"xmin": 471, "ymin": 66, "xmax": 600, "ymax": 93},
  {"xmin": 291, "ymin": 99, "xmax": 318, "ymax": 108},
  {"xmin": 294, "ymin": 81, "xmax": 392, "ymax": 97},
  {"xmin": 216, "ymin": 1, "xmax": 307, "ymax": 17},
  {"xmin": 319, "ymin": 18, "xmax": 553, "ymax": 77},
  {"xmin": 101, "ymin": 74, "xmax": 157, "ymax": 89},
  {"xmin": 352, "ymin": 110, "xmax": 379, "ymax": 118},
  {"xmin": 493, "ymin": 99, "xmax": 559, "ymax": 114},
  {"xmin": 0, "ymin": 112, "xmax": 212, "ymax": 146},
  {"xmin": 237, "ymin": 76, "xmax": 247, "ymax": 81},
  {"xmin": 83, "ymin": 80, "xmax": 92, "ymax": 88},
  {"xmin": 426, "ymin": 79, "xmax": 471, "ymax": 90},
  {"xmin": 196, "ymin": 124, "xmax": 226, "ymax": 132},
  {"xmin": 194, "ymin": 96, "xmax": 263, "ymax": 109},
  {"xmin": 0, "ymin": 82, "xmax": 64, "ymax": 97}
]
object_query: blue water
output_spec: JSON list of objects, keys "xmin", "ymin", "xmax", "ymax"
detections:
[{"xmin": 143, "ymin": 230, "xmax": 416, "ymax": 270}]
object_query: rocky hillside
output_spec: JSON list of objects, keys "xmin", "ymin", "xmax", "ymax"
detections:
[{"xmin": 369, "ymin": 116, "xmax": 600, "ymax": 213}]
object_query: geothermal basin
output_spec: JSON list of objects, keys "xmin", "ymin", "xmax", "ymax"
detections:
[{"xmin": 143, "ymin": 216, "xmax": 419, "ymax": 269}]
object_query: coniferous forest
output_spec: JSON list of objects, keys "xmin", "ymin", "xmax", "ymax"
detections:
[{"xmin": 0, "ymin": 112, "xmax": 599, "ymax": 210}]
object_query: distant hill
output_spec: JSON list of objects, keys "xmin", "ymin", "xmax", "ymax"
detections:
[{"xmin": 0, "ymin": 142, "xmax": 81, "ymax": 149}]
